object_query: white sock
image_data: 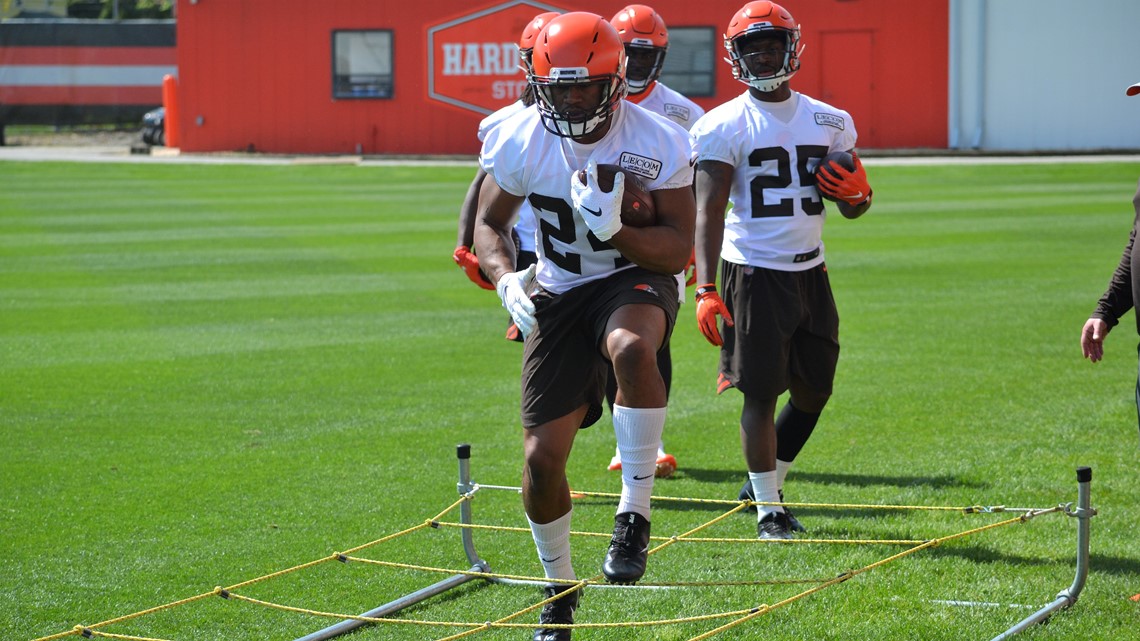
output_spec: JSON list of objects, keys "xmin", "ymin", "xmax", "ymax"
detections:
[
  {"xmin": 748, "ymin": 470, "xmax": 783, "ymax": 520},
  {"xmin": 527, "ymin": 510, "xmax": 576, "ymax": 582},
  {"xmin": 776, "ymin": 459, "xmax": 792, "ymax": 493},
  {"xmin": 613, "ymin": 404, "xmax": 666, "ymax": 519},
  {"xmin": 616, "ymin": 444, "xmax": 669, "ymax": 462}
]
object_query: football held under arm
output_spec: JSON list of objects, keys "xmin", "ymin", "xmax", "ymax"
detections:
[{"xmin": 604, "ymin": 184, "xmax": 695, "ymax": 276}]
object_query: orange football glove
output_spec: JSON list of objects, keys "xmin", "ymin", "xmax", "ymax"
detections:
[
  {"xmin": 684, "ymin": 249, "xmax": 697, "ymax": 287},
  {"xmin": 695, "ymin": 284, "xmax": 733, "ymax": 346},
  {"xmin": 453, "ymin": 246, "xmax": 494, "ymax": 291},
  {"xmin": 816, "ymin": 151, "xmax": 872, "ymax": 207}
]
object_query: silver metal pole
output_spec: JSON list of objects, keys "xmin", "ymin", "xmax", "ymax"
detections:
[
  {"xmin": 990, "ymin": 467, "xmax": 1094, "ymax": 641},
  {"xmin": 291, "ymin": 444, "xmax": 490, "ymax": 641}
]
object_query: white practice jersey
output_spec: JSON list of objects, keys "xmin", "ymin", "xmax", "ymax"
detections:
[
  {"xmin": 478, "ymin": 101, "xmax": 538, "ymax": 253},
  {"xmin": 628, "ymin": 81, "xmax": 704, "ymax": 302},
  {"xmin": 628, "ymin": 81, "xmax": 705, "ymax": 132},
  {"xmin": 481, "ymin": 101, "xmax": 694, "ymax": 295},
  {"xmin": 691, "ymin": 91, "xmax": 857, "ymax": 271}
]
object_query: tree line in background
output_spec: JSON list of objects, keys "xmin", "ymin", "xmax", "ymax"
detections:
[
  {"xmin": 68, "ymin": 0, "xmax": 173, "ymax": 19},
  {"xmin": 0, "ymin": 0, "xmax": 173, "ymax": 20}
]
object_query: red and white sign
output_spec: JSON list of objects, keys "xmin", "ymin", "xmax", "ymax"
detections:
[{"xmin": 427, "ymin": 0, "xmax": 562, "ymax": 115}]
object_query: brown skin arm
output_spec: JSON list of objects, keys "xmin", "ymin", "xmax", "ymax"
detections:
[
  {"xmin": 606, "ymin": 184, "xmax": 696, "ymax": 275},
  {"xmin": 455, "ymin": 167, "xmax": 488, "ymax": 248},
  {"xmin": 472, "ymin": 176, "xmax": 524, "ymax": 286},
  {"xmin": 694, "ymin": 159, "xmax": 735, "ymax": 287}
]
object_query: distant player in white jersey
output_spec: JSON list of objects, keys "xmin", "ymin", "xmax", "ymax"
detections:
[
  {"xmin": 691, "ymin": 1, "xmax": 873, "ymax": 541},
  {"xmin": 453, "ymin": 12, "xmax": 558, "ymax": 342},
  {"xmin": 473, "ymin": 12, "xmax": 694, "ymax": 641},
  {"xmin": 600, "ymin": 4, "xmax": 707, "ymax": 477}
]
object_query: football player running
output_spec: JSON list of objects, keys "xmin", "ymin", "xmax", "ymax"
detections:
[
  {"xmin": 602, "ymin": 4, "xmax": 706, "ymax": 478},
  {"xmin": 453, "ymin": 12, "xmax": 559, "ymax": 343},
  {"xmin": 690, "ymin": 1, "xmax": 873, "ymax": 540},
  {"xmin": 473, "ymin": 11, "xmax": 695, "ymax": 641}
]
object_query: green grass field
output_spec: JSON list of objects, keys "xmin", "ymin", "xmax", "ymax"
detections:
[{"xmin": 3, "ymin": 158, "xmax": 1140, "ymax": 641}]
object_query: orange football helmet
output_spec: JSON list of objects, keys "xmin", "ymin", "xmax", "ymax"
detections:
[
  {"xmin": 518, "ymin": 11, "xmax": 560, "ymax": 75},
  {"xmin": 530, "ymin": 12, "xmax": 627, "ymax": 139},
  {"xmin": 724, "ymin": 1, "xmax": 803, "ymax": 92},
  {"xmin": 610, "ymin": 4, "xmax": 668, "ymax": 95}
]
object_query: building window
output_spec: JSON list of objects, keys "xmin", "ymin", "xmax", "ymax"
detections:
[
  {"xmin": 660, "ymin": 27, "xmax": 716, "ymax": 97},
  {"xmin": 333, "ymin": 30, "xmax": 393, "ymax": 99}
]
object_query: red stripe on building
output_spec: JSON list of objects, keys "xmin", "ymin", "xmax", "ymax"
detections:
[
  {"xmin": 0, "ymin": 85, "xmax": 162, "ymax": 105},
  {"xmin": 0, "ymin": 46, "xmax": 176, "ymax": 66}
]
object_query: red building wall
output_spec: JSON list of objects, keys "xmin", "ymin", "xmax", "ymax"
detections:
[{"xmin": 175, "ymin": 0, "xmax": 947, "ymax": 154}]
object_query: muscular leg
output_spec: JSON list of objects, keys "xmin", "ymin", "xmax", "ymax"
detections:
[
  {"xmin": 599, "ymin": 303, "xmax": 667, "ymax": 583},
  {"xmin": 604, "ymin": 304, "xmax": 667, "ymax": 408},
  {"xmin": 603, "ymin": 303, "xmax": 668, "ymax": 515},
  {"xmin": 523, "ymin": 406, "xmax": 588, "ymax": 524},
  {"xmin": 606, "ymin": 335, "xmax": 675, "ymax": 474},
  {"xmin": 524, "ymin": 406, "xmax": 588, "ymax": 585},
  {"xmin": 740, "ymin": 393, "xmax": 778, "ymax": 472}
]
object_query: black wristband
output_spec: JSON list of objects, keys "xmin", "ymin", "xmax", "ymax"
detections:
[{"xmin": 695, "ymin": 283, "xmax": 717, "ymax": 301}]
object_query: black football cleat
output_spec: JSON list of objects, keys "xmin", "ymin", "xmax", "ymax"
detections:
[
  {"xmin": 738, "ymin": 480, "xmax": 806, "ymax": 533},
  {"xmin": 602, "ymin": 511, "xmax": 651, "ymax": 584},
  {"xmin": 533, "ymin": 585, "xmax": 579, "ymax": 641},
  {"xmin": 757, "ymin": 510, "xmax": 794, "ymax": 540}
]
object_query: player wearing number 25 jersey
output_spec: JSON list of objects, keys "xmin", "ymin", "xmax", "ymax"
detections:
[
  {"xmin": 691, "ymin": 1, "xmax": 873, "ymax": 542},
  {"xmin": 692, "ymin": 90, "xmax": 855, "ymax": 269}
]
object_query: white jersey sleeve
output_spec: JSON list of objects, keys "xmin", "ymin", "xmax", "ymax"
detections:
[
  {"xmin": 691, "ymin": 91, "xmax": 857, "ymax": 271},
  {"xmin": 478, "ymin": 101, "xmax": 538, "ymax": 253},
  {"xmin": 477, "ymin": 100, "xmax": 528, "ymax": 143},
  {"xmin": 480, "ymin": 102, "xmax": 694, "ymax": 295},
  {"xmin": 631, "ymin": 81, "xmax": 706, "ymax": 132}
]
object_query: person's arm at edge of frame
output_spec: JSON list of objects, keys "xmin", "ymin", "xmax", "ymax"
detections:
[{"xmin": 1081, "ymin": 181, "xmax": 1140, "ymax": 362}]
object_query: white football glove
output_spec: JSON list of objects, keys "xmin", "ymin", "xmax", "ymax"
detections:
[
  {"xmin": 570, "ymin": 159, "xmax": 624, "ymax": 242},
  {"xmin": 495, "ymin": 264, "xmax": 538, "ymax": 339}
]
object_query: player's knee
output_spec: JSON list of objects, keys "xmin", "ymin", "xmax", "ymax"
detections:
[
  {"xmin": 523, "ymin": 451, "xmax": 565, "ymax": 487},
  {"xmin": 607, "ymin": 331, "xmax": 657, "ymax": 377},
  {"xmin": 790, "ymin": 389, "xmax": 830, "ymax": 413}
]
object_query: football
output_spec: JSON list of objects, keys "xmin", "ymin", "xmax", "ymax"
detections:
[
  {"xmin": 577, "ymin": 163, "xmax": 657, "ymax": 228},
  {"xmin": 814, "ymin": 150, "xmax": 856, "ymax": 202}
]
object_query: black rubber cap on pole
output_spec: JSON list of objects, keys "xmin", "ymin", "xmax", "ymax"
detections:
[
  {"xmin": 457, "ymin": 444, "xmax": 471, "ymax": 459},
  {"xmin": 1076, "ymin": 466, "xmax": 1091, "ymax": 482}
]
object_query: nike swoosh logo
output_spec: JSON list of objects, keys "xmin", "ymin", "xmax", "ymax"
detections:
[
  {"xmin": 540, "ymin": 555, "xmax": 562, "ymax": 563},
  {"xmin": 633, "ymin": 474, "xmax": 652, "ymax": 480},
  {"xmin": 581, "ymin": 206, "xmax": 602, "ymax": 217},
  {"xmin": 846, "ymin": 191, "xmax": 863, "ymax": 199}
]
